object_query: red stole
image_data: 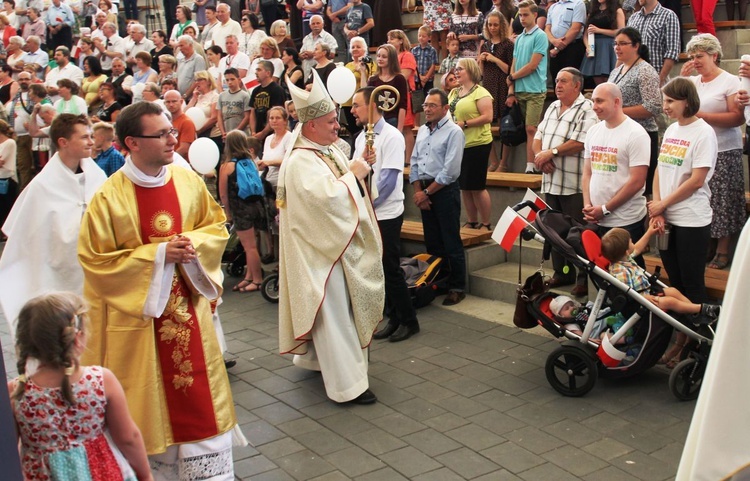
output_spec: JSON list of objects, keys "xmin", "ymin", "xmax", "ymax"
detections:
[{"xmin": 134, "ymin": 179, "xmax": 219, "ymax": 443}]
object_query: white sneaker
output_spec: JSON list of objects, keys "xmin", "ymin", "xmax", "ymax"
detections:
[{"xmin": 525, "ymin": 163, "xmax": 538, "ymax": 174}]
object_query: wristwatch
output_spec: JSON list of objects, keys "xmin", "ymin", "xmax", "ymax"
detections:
[
  {"xmin": 601, "ymin": 204, "xmax": 611, "ymax": 217},
  {"xmin": 552, "ymin": 147, "xmax": 559, "ymax": 156},
  {"xmin": 462, "ymin": 120, "xmax": 468, "ymax": 129},
  {"xmin": 424, "ymin": 188, "xmax": 430, "ymax": 196},
  {"xmin": 508, "ymin": 73, "xmax": 514, "ymax": 82}
]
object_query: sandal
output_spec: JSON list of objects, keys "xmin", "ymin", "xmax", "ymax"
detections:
[
  {"xmin": 239, "ymin": 281, "xmax": 262, "ymax": 293},
  {"xmin": 708, "ymin": 253, "xmax": 729, "ymax": 270},
  {"xmin": 478, "ymin": 223, "xmax": 492, "ymax": 231},
  {"xmin": 233, "ymin": 278, "xmax": 252, "ymax": 292},
  {"xmin": 462, "ymin": 222, "xmax": 479, "ymax": 229}
]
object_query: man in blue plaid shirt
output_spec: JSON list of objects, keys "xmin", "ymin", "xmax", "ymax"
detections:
[{"xmin": 627, "ymin": 0, "xmax": 680, "ymax": 86}]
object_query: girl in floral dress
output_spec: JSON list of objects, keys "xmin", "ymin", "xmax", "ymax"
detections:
[
  {"xmin": 448, "ymin": 0, "xmax": 484, "ymax": 59},
  {"xmin": 8, "ymin": 292, "xmax": 152, "ymax": 481},
  {"xmin": 423, "ymin": 0, "xmax": 453, "ymax": 59}
]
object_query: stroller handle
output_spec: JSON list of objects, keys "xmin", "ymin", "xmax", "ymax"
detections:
[{"xmin": 511, "ymin": 200, "xmax": 541, "ymax": 213}]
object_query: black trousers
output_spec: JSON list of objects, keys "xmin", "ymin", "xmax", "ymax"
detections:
[
  {"xmin": 379, "ymin": 214, "xmax": 419, "ymax": 328},
  {"xmin": 163, "ymin": 0, "xmax": 179, "ymax": 37},
  {"xmin": 546, "ymin": 192, "xmax": 587, "ymax": 285},
  {"xmin": 48, "ymin": 24, "xmax": 73, "ymax": 50},
  {"xmin": 260, "ymin": 3, "xmax": 279, "ymax": 34},
  {"xmin": 659, "ymin": 224, "xmax": 711, "ymax": 303},
  {"xmin": 645, "ymin": 130, "xmax": 659, "ymax": 197},
  {"xmin": 549, "ymin": 38, "xmax": 585, "ymax": 82},
  {"xmin": 420, "ymin": 182, "xmax": 466, "ymax": 291}
]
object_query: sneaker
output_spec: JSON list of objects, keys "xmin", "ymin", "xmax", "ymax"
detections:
[
  {"xmin": 700, "ymin": 303, "xmax": 721, "ymax": 319},
  {"xmin": 525, "ymin": 163, "xmax": 538, "ymax": 174}
]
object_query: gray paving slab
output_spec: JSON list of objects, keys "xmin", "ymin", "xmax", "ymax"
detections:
[{"xmin": 0, "ymin": 276, "xmax": 697, "ymax": 481}]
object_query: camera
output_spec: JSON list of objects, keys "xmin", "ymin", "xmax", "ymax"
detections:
[{"xmin": 361, "ymin": 56, "xmax": 371, "ymax": 64}]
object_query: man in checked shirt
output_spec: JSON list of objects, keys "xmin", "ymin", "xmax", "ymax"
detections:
[
  {"xmin": 627, "ymin": 0, "xmax": 681, "ymax": 86},
  {"xmin": 531, "ymin": 67, "xmax": 597, "ymax": 297}
]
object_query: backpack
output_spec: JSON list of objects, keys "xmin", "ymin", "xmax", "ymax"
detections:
[{"xmin": 500, "ymin": 102, "xmax": 526, "ymax": 146}]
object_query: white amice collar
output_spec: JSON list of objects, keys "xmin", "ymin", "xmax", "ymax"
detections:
[{"xmin": 121, "ymin": 156, "xmax": 169, "ymax": 188}]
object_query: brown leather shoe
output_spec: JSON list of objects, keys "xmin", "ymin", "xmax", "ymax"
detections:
[
  {"xmin": 442, "ymin": 291, "xmax": 466, "ymax": 306},
  {"xmin": 548, "ymin": 275, "xmax": 576, "ymax": 288},
  {"xmin": 570, "ymin": 285, "xmax": 588, "ymax": 297}
]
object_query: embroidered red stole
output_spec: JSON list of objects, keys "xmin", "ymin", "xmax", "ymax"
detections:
[{"xmin": 134, "ymin": 179, "xmax": 219, "ymax": 443}]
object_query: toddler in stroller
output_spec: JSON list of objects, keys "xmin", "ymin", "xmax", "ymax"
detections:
[{"xmin": 600, "ymin": 226, "xmax": 721, "ymax": 323}]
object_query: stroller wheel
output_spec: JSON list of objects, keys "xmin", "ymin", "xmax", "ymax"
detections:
[
  {"xmin": 669, "ymin": 357, "xmax": 703, "ymax": 401},
  {"xmin": 545, "ymin": 345, "xmax": 598, "ymax": 397},
  {"xmin": 261, "ymin": 273, "xmax": 280, "ymax": 303},
  {"xmin": 226, "ymin": 262, "xmax": 246, "ymax": 278}
]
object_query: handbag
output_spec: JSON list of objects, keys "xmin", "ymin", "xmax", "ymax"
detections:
[
  {"xmin": 513, "ymin": 270, "xmax": 548, "ymax": 329},
  {"xmin": 500, "ymin": 101, "xmax": 526, "ymax": 147},
  {"xmin": 411, "ymin": 76, "xmax": 425, "ymax": 114}
]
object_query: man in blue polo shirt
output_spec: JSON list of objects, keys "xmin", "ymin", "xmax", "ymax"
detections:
[
  {"xmin": 545, "ymin": 0, "xmax": 586, "ymax": 81},
  {"xmin": 508, "ymin": 0, "xmax": 548, "ymax": 174}
]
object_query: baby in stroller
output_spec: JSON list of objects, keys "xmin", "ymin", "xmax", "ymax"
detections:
[
  {"xmin": 550, "ymin": 295, "xmax": 632, "ymax": 344},
  {"xmin": 600, "ymin": 225, "xmax": 720, "ymax": 323}
]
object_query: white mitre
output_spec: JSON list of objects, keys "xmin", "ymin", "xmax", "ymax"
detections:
[{"xmin": 286, "ymin": 69, "xmax": 337, "ymax": 123}]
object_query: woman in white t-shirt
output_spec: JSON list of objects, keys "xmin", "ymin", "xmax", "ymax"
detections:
[
  {"xmin": 680, "ymin": 34, "xmax": 746, "ymax": 270},
  {"xmin": 648, "ymin": 77, "xmax": 718, "ymax": 365},
  {"xmin": 260, "ymin": 106, "xmax": 291, "ymax": 190},
  {"xmin": 0, "ymin": 119, "xmax": 17, "ymax": 238}
]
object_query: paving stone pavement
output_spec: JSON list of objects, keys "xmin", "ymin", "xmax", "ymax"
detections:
[{"xmin": 2, "ymin": 279, "xmax": 697, "ymax": 480}]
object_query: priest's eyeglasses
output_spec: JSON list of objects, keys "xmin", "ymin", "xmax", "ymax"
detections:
[{"xmin": 132, "ymin": 128, "xmax": 179, "ymax": 140}]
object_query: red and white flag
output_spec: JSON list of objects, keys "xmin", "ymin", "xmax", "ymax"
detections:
[
  {"xmin": 244, "ymin": 78, "xmax": 260, "ymax": 91},
  {"xmin": 492, "ymin": 207, "xmax": 532, "ymax": 252},
  {"xmin": 518, "ymin": 188, "xmax": 549, "ymax": 222}
]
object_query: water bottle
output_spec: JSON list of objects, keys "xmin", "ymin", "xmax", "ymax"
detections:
[
  {"xmin": 741, "ymin": 55, "xmax": 750, "ymax": 92},
  {"xmin": 587, "ymin": 32, "xmax": 595, "ymax": 58}
]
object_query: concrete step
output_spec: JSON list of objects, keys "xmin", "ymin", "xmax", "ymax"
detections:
[
  {"xmin": 470, "ymin": 262, "xmax": 593, "ymax": 305},
  {"xmin": 506, "ymin": 238, "xmax": 546, "ymax": 267},
  {"xmin": 739, "ymin": 43, "xmax": 750, "ymax": 57}
]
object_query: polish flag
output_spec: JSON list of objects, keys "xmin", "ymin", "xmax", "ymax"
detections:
[
  {"xmin": 244, "ymin": 78, "xmax": 260, "ymax": 91},
  {"xmin": 492, "ymin": 207, "xmax": 531, "ymax": 252},
  {"xmin": 518, "ymin": 188, "xmax": 550, "ymax": 222}
]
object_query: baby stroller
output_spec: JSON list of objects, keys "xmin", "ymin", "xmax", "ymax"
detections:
[
  {"xmin": 512, "ymin": 201, "xmax": 716, "ymax": 401},
  {"xmin": 222, "ymin": 223, "xmax": 246, "ymax": 278}
]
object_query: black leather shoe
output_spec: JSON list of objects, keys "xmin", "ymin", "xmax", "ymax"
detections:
[
  {"xmin": 349, "ymin": 389, "xmax": 377, "ymax": 404},
  {"xmin": 389, "ymin": 324, "xmax": 420, "ymax": 342},
  {"xmin": 570, "ymin": 285, "xmax": 588, "ymax": 297},
  {"xmin": 373, "ymin": 323, "xmax": 398, "ymax": 339},
  {"xmin": 224, "ymin": 358, "xmax": 237, "ymax": 369},
  {"xmin": 442, "ymin": 291, "xmax": 466, "ymax": 306}
]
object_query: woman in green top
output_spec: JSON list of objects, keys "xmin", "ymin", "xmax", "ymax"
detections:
[
  {"xmin": 54, "ymin": 79, "xmax": 88, "ymax": 115},
  {"xmin": 448, "ymin": 58, "xmax": 494, "ymax": 230}
]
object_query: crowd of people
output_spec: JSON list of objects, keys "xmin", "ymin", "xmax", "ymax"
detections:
[{"xmin": 1, "ymin": 0, "xmax": 750, "ymax": 479}]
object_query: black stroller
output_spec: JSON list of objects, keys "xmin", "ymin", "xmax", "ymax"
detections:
[{"xmin": 512, "ymin": 201, "xmax": 716, "ymax": 401}]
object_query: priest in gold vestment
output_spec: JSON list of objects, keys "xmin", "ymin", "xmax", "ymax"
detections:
[
  {"xmin": 278, "ymin": 70, "xmax": 385, "ymax": 405},
  {"xmin": 78, "ymin": 102, "xmax": 242, "ymax": 480}
]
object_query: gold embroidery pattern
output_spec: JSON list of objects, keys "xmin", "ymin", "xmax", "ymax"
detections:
[
  {"xmin": 151, "ymin": 210, "xmax": 175, "ymax": 235},
  {"xmin": 158, "ymin": 275, "xmax": 196, "ymax": 393}
]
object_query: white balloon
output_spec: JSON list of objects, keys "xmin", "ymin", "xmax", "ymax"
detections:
[
  {"xmin": 185, "ymin": 107, "xmax": 207, "ymax": 130},
  {"xmin": 131, "ymin": 83, "xmax": 146, "ymax": 97},
  {"xmin": 326, "ymin": 67, "xmax": 357, "ymax": 104},
  {"xmin": 188, "ymin": 138, "xmax": 220, "ymax": 175}
]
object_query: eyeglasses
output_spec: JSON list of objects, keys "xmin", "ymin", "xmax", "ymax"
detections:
[
  {"xmin": 131, "ymin": 128, "xmax": 178, "ymax": 140},
  {"xmin": 422, "ymin": 102, "xmax": 441, "ymax": 109},
  {"xmin": 453, "ymin": 67, "xmax": 464, "ymax": 72},
  {"xmin": 613, "ymin": 42, "xmax": 633, "ymax": 48}
]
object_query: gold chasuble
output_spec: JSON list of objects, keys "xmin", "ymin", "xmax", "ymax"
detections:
[
  {"xmin": 78, "ymin": 166, "xmax": 235, "ymax": 455},
  {"xmin": 278, "ymin": 135, "xmax": 385, "ymax": 354}
]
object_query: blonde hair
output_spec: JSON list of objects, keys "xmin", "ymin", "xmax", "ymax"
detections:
[
  {"xmin": 458, "ymin": 58, "xmax": 482, "ymax": 84},
  {"xmin": 158, "ymin": 54, "xmax": 177, "ymax": 66},
  {"xmin": 418, "ymin": 25, "xmax": 432, "ymax": 37},
  {"xmin": 387, "ymin": 29, "xmax": 411, "ymax": 52},
  {"xmin": 92, "ymin": 121, "xmax": 115, "ymax": 136},
  {"xmin": 224, "ymin": 130, "xmax": 254, "ymax": 161},
  {"xmin": 259, "ymin": 37, "xmax": 280, "ymax": 58},
  {"xmin": 270, "ymin": 19, "xmax": 287, "ymax": 37},
  {"xmin": 483, "ymin": 10, "xmax": 509, "ymax": 43},
  {"xmin": 13, "ymin": 293, "xmax": 88, "ymax": 405},
  {"xmin": 685, "ymin": 33, "xmax": 722, "ymax": 64},
  {"xmin": 194, "ymin": 69, "xmax": 217, "ymax": 91}
]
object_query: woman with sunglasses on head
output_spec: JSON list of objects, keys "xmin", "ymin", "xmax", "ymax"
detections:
[
  {"xmin": 608, "ymin": 27, "xmax": 662, "ymax": 197},
  {"xmin": 240, "ymin": 13, "xmax": 267, "ymax": 60}
]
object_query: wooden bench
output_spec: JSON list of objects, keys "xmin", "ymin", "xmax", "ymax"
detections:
[
  {"xmin": 401, "ymin": 219, "xmax": 494, "ymax": 247},
  {"xmin": 643, "ymin": 255, "xmax": 728, "ymax": 299},
  {"xmin": 403, "ymin": 167, "xmax": 542, "ymax": 189}
]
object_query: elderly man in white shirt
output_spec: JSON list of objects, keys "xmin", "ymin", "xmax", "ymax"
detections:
[
  {"xmin": 125, "ymin": 24, "xmax": 154, "ymax": 69},
  {"xmin": 94, "ymin": 21, "xmax": 126, "ymax": 73},
  {"xmin": 20, "ymin": 35, "xmax": 48, "ymax": 79},
  {"xmin": 218, "ymin": 35, "xmax": 249, "ymax": 82},
  {"xmin": 211, "ymin": 2, "xmax": 242, "ymax": 51},
  {"xmin": 45, "ymin": 46, "xmax": 84, "ymax": 103},
  {"xmin": 300, "ymin": 15, "xmax": 337, "ymax": 80}
]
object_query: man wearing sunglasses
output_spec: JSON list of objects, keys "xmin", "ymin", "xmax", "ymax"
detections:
[{"xmin": 78, "ymin": 102, "xmax": 241, "ymax": 478}]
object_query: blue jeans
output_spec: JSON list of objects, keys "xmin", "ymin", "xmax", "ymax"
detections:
[{"xmin": 419, "ymin": 182, "xmax": 466, "ymax": 291}]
